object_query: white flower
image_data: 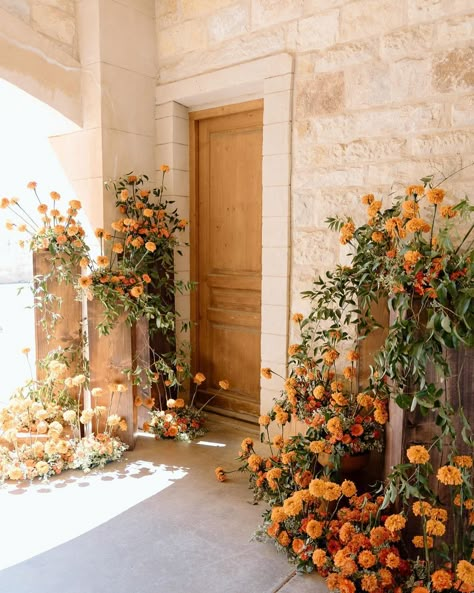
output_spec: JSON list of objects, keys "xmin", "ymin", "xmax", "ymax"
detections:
[
  {"xmin": 106, "ymin": 414, "xmax": 121, "ymax": 427},
  {"xmin": 91, "ymin": 387, "xmax": 104, "ymax": 398},
  {"xmin": 63, "ymin": 410, "xmax": 76, "ymax": 424},
  {"xmin": 72, "ymin": 374, "xmax": 86, "ymax": 386},
  {"xmin": 166, "ymin": 399, "xmax": 176, "ymax": 408},
  {"xmin": 48, "ymin": 421, "xmax": 63, "ymax": 435},
  {"xmin": 35, "ymin": 461, "xmax": 50, "ymax": 475},
  {"xmin": 80, "ymin": 409, "xmax": 95, "ymax": 424},
  {"xmin": 94, "ymin": 405, "xmax": 107, "ymax": 415}
]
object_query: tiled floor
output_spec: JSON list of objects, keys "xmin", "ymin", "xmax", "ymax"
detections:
[{"xmin": 0, "ymin": 414, "xmax": 327, "ymax": 593}]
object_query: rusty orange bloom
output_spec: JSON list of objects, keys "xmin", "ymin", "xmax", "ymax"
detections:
[
  {"xmin": 437, "ymin": 465, "xmax": 463, "ymax": 486},
  {"xmin": 130, "ymin": 285, "xmax": 144, "ymax": 298},
  {"xmin": 261, "ymin": 367, "xmax": 272, "ymax": 379},
  {"xmin": 404, "ymin": 250, "xmax": 423, "ymax": 266},
  {"xmin": 218, "ymin": 379, "xmax": 230, "ymax": 390},
  {"xmin": 193, "ymin": 372, "xmax": 206, "ymax": 385},
  {"xmin": 160, "ymin": 164, "xmax": 170, "ymax": 173},
  {"xmin": 215, "ymin": 466, "xmax": 226, "ymax": 482},
  {"xmin": 145, "ymin": 241, "xmax": 156, "ymax": 252},
  {"xmin": 440, "ymin": 205, "xmax": 457, "ymax": 218},
  {"xmin": 407, "ymin": 445, "xmax": 430, "ymax": 464},
  {"xmin": 453, "ymin": 455, "xmax": 473, "ymax": 468},
  {"xmin": 142, "ymin": 273, "xmax": 151, "ymax": 283},
  {"xmin": 340, "ymin": 221, "xmax": 355, "ymax": 244},
  {"xmin": 456, "ymin": 560, "xmax": 474, "ymax": 586},
  {"xmin": 401, "ymin": 200, "xmax": 419, "ymax": 219},
  {"xmin": 406, "ymin": 184, "xmax": 425, "ymax": 197},
  {"xmin": 426, "ymin": 188, "xmax": 445, "ymax": 204},
  {"xmin": 37, "ymin": 204, "xmax": 48, "ymax": 214},
  {"xmin": 385, "ymin": 513, "xmax": 406, "ymax": 532},
  {"xmin": 127, "ymin": 175, "xmax": 138, "ymax": 183}
]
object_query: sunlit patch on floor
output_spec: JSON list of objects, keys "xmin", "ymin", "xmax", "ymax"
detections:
[
  {"xmin": 196, "ymin": 440, "xmax": 226, "ymax": 448},
  {"xmin": 0, "ymin": 459, "xmax": 187, "ymax": 570}
]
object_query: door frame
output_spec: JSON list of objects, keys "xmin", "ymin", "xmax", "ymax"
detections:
[{"xmin": 155, "ymin": 53, "xmax": 294, "ymax": 414}]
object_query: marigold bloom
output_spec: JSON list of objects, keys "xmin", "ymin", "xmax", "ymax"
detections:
[
  {"xmin": 412, "ymin": 534, "xmax": 433, "ymax": 548},
  {"xmin": 404, "ymin": 250, "xmax": 423, "ymax": 266},
  {"xmin": 193, "ymin": 372, "xmax": 206, "ymax": 385},
  {"xmin": 437, "ymin": 465, "xmax": 463, "ymax": 486},
  {"xmin": 160, "ymin": 164, "xmax": 170, "ymax": 173},
  {"xmin": 112, "ymin": 243, "xmax": 124, "ymax": 254},
  {"xmin": 453, "ymin": 455, "xmax": 473, "ymax": 468},
  {"xmin": 292, "ymin": 538, "xmax": 305, "ymax": 554},
  {"xmin": 412, "ymin": 588, "xmax": 430, "ymax": 593},
  {"xmin": 358, "ymin": 550, "xmax": 377, "ymax": 568},
  {"xmin": 79, "ymin": 276, "xmax": 92, "ymax": 288},
  {"xmin": 341, "ymin": 480, "xmax": 357, "ymax": 498},
  {"xmin": 431, "ymin": 570, "xmax": 453, "ymax": 591},
  {"xmin": 340, "ymin": 221, "xmax": 355, "ymax": 244},
  {"xmin": 258, "ymin": 415, "xmax": 270, "ymax": 426},
  {"xmin": 412, "ymin": 500, "xmax": 432, "ymax": 516},
  {"xmin": 215, "ymin": 466, "xmax": 226, "ymax": 482},
  {"xmin": 37, "ymin": 203, "xmax": 48, "ymax": 214},
  {"xmin": 406, "ymin": 218, "xmax": 431, "ymax": 233},
  {"xmin": 261, "ymin": 367, "xmax": 272, "ymax": 379},
  {"xmin": 361, "ymin": 193, "xmax": 374, "ymax": 204},
  {"xmin": 386, "ymin": 552, "xmax": 400, "ymax": 569},
  {"xmin": 270, "ymin": 506, "xmax": 287, "ymax": 523},
  {"xmin": 406, "ymin": 185, "xmax": 425, "ymax": 197},
  {"xmin": 323, "ymin": 482, "xmax": 342, "ymax": 501},
  {"xmin": 312, "ymin": 549, "xmax": 327, "ymax": 568},
  {"xmin": 339, "ymin": 577, "xmax": 356, "ymax": 593},
  {"xmin": 426, "ymin": 188, "xmax": 445, "ymax": 204},
  {"xmin": 309, "ymin": 440, "xmax": 326, "ymax": 454},
  {"xmin": 430, "ymin": 508, "xmax": 448, "ymax": 522},
  {"xmin": 440, "ymin": 205, "xmax": 457, "ymax": 218},
  {"xmin": 323, "ymin": 349, "xmax": 339, "ymax": 365},
  {"xmin": 370, "ymin": 526, "xmax": 390, "ymax": 546},
  {"xmin": 401, "ymin": 200, "xmax": 420, "ymax": 219},
  {"xmin": 313, "ymin": 385, "xmax": 326, "ymax": 399},
  {"xmin": 327, "ymin": 417, "xmax": 342, "ymax": 435},
  {"xmin": 218, "ymin": 379, "xmax": 230, "ymax": 390},
  {"xmin": 247, "ymin": 454, "xmax": 262, "ymax": 472},
  {"xmin": 69, "ymin": 199, "xmax": 81, "ymax": 210},
  {"xmin": 371, "ymin": 231, "xmax": 384, "ymax": 242},
  {"xmin": 305, "ymin": 520, "xmax": 324, "ymax": 539},
  {"xmin": 385, "ymin": 514, "xmax": 406, "ymax": 532},
  {"xmin": 457, "ymin": 560, "xmax": 474, "ymax": 585},
  {"xmin": 407, "ymin": 444, "xmax": 430, "ymax": 464},
  {"xmin": 361, "ymin": 574, "xmax": 378, "ymax": 593},
  {"xmin": 426, "ymin": 519, "xmax": 446, "ymax": 536}
]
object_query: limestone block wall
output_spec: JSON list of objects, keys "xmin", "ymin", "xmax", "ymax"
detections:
[
  {"xmin": 0, "ymin": 0, "xmax": 77, "ymax": 58},
  {"xmin": 155, "ymin": 0, "xmax": 474, "ymax": 328}
]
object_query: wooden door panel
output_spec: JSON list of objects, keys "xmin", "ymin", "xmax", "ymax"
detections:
[{"xmin": 192, "ymin": 103, "xmax": 263, "ymax": 419}]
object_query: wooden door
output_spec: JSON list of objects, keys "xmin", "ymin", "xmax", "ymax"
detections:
[{"xmin": 190, "ymin": 101, "xmax": 263, "ymax": 420}]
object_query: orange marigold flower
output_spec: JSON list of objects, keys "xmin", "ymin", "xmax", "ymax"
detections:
[
  {"xmin": 370, "ymin": 526, "xmax": 390, "ymax": 547},
  {"xmin": 288, "ymin": 344, "xmax": 300, "ymax": 356},
  {"xmin": 339, "ymin": 577, "xmax": 356, "ymax": 593},
  {"xmin": 271, "ymin": 506, "xmax": 287, "ymax": 523},
  {"xmin": 457, "ymin": 560, "xmax": 474, "ymax": 585},
  {"xmin": 247, "ymin": 453, "xmax": 263, "ymax": 472},
  {"xmin": 368, "ymin": 200, "xmax": 382, "ymax": 218},
  {"xmin": 127, "ymin": 175, "xmax": 138, "ymax": 183},
  {"xmin": 292, "ymin": 538, "xmax": 305, "ymax": 554},
  {"xmin": 340, "ymin": 220, "xmax": 355, "ymax": 244},
  {"xmin": 401, "ymin": 200, "xmax": 420, "ymax": 219},
  {"xmin": 37, "ymin": 203, "xmax": 48, "ymax": 214},
  {"xmin": 258, "ymin": 415, "xmax": 271, "ymax": 426},
  {"xmin": 413, "ymin": 588, "xmax": 430, "ymax": 593},
  {"xmin": 386, "ymin": 552, "xmax": 400, "ymax": 569},
  {"xmin": 313, "ymin": 385, "xmax": 326, "ymax": 399},
  {"xmin": 432, "ymin": 569, "xmax": 453, "ymax": 591},
  {"xmin": 404, "ymin": 250, "xmax": 423, "ymax": 266},
  {"xmin": 351, "ymin": 423, "xmax": 364, "ymax": 437},
  {"xmin": 343, "ymin": 366, "xmax": 356, "ymax": 380},
  {"xmin": 361, "ymin": 193, "xmax": 375, "ymax": 205},
  {"xmin": 332, "ymin": 391, "xmax": 349, "ymax": 406},
  {"xmin": 407, "ymin": 445, "xmax": 430, "ymax": 464},
  {"xmin": 406, "ymin": 184, "xmax": 425, "ymax": 197},
  {"xmin": 312, "ymin": 549, "xmax": 327, "ymax": 568},
  {"xmin": 430, "ymin": 508, "xmax": 448, "ymax": 522},
  {"xmin": 283, "ymin": 495, "xmax": 303, "ymax": 517},
  {"xmin": 426, "ymin": 519, "xmax": 446, "ymax": 536},
  {"xmin": 323, "ymin": 482, "xmax": 342, "ymax": 501},
  {"xmin": 323, "ymin": 349, "xmax": 339, "ymax": 365},
  {"xmin": 358, "ymin": 549, "xmax": 377, "ymax": 569},
  {"xmin": 0, "ymin": 197, "xmax": 10, "ymax": 209},
  {"xmin": 27, "ymin": 181, "xmax": 37, "ymax": 189},
  {"xmin": 193, "ymin": 372, "xmax": 206, "ymax": 385},
  {"xmin": 341, "ymin": 480, "xmax": 357, "ymax": 498},
  {"xmin": 309, "ymin": 440, "xmax": 326, "ymax": 454},
  {"xmin": 306, "ymin": 519, "xmax": 324, "ymax": 539},
  {"xmin": 406, "ymin": 218, "xmax": 431, "ymax": 233},
  {"xmin": 385, "ymin": 514, "xmax": 406, "ymax": 532},
  {"xmin": 69, "ymin": 199, "xmax": 81, "ymax": 210},
  {"xmin": 412, "ymin": 500, "xmax": 432, "ymax": 516},
  {"xmin": 112, "ymin": 243, "xmax": 124, "ymax": 254},
  {"xmin": 309, "ymin": 478, "xmax": 327, "ymax": 498},
  {"xmin": 371, "ymin": 231, "xmax": 384, "ymax": 242},
  {"xmin": 374, "ymin": 407, "xmax": 388, "ymax": 424},
  {"xmin": 160, "ymin": 164, "xmax": 170, "ymax": 173},
  {"xmin": 145, "ymin": 241, "xmax": 156, "ymax": 252},
  {"xmin": 261, "ymin": 367, "xmax": 272, "ymax": 379},
  {"xmin": 218, "ymin": 379, "xmax": 230, "ymax": 390},
  {"xmin": 426, "ymin": 188, "xmax": 445, "ymax": 204},
  {"xmin": 214, "ymin": 466, "xmax": 226, "ymax": 482},
  {"xmin": 440, "ymin": 205, "xmax": 457, "ymax": 218},
  {"xmin": 327, "ymin": 417, "xmax": 342, "ymax": 435},
  {"xmin": 361, "ymin": 574, "xmax": 378, "ymax": 593},
  {"xmin": 346, "ymin": 350, "xmax": 359, "ymax": 361},
  {"xmin": 412, "ymin": 535, "xmax": 433, "ymax": 548},
  {"xmin": 437, "ymin": 465, "xmax": 463, "ymax": 486},
  {"xmin": 292, "ymin": 312, "xmax": 304, "ymax": 323},
  {"xmin": 453, "ymin": 456, "xmax": 473, "ymax": 468}
]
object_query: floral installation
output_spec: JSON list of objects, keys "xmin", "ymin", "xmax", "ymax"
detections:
[
  {"xmin": 78, "ymin": 169, "xmax": 192, "ymax": 338},
  {"xmin": 0, "ymin": 349, "xmax": 129, "ymax": 482},
  {"xmin": 1, "ymin": 183, "xmax": 89, "ymax": 335},
  {"xmin": 216, "ymin": 175, "xmax": 473, "ymax": 589},
  {"xmin": 145, "ymin": 373, "xmax": 230, "ymax": 441}
]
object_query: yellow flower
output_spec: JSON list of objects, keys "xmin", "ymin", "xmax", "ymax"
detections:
[
  {"xmin": 69, "ymin": 199, "xmax": 81, "ymax": 210},
  {"xmin": 385, "ymin": 514, "xmax": 406, "ymax": 532},
  {"xmin": 145, "ymin": 241, "xmax": 156, "ymax": 252},
  {"xmin": 407, "ymin": 445, "xmax": 430, "ymax": 464},
  {"xmin": 371, "ymin": 231, "xmax": 384, "ymax": 243},
  {"xmin": 160, "ymin": 164, "xmax": 170, "ymax": 173},
  {"xmin": 292, "ymin": 312, "xmax": 304, "ymax": 323},
  {"xmin": 258, "ymin": 415, "xmax": 271, "ymax": 426},
  {"xmin": 457, "ymin": 560, "xmax": 474, "ymax": 585},
  {"xmin": 426, "ymin": 188, "xmax": 445, "ymax": 204},
  {"xmin": 401, "ymin": 200, "xmax": 419, "ymax": 219},
  {"xmin": 437, "ymin": 465, "xmax": 463, "ymax": 485},
  {"xmin": 27, "ymin": 181, "xmax": 37, "ymax": 189},
  {"xmin": 218, "ymin": 379, "xmax": 230, "ymax": 390},
  {"xmin": 261, "ymin": 368, "xmax": 272, "ymax": 379},
  {"xmin": 193, "ymin": 372, "xmax": 206, "ymax": 385}
]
